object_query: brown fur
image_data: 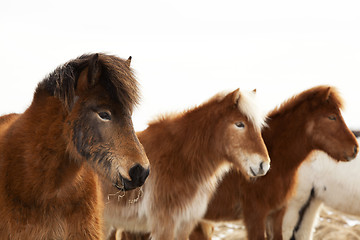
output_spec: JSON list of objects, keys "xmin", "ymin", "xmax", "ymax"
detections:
[
  {"xmin": 193, "ymin": 85, "xmax": 358, "ymax": 240},
  {"xmin": 120, "ymin": 231, "xmax": 150, "ymax": 240},
  {"xmin": 102, "ymin": 89, "xmax": 270, "ymax": 240},
  {"xmin": 0, "ymin": 53, "xmax": 149, "ymax": 239}
]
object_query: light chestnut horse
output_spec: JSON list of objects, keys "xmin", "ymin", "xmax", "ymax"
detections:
[
  {"xmin": 182, "ymin": 86, "xmax": 358, "ymax": 240},
  {"xmin": 0, "ymin": 54, "xmax": 149, "ymax": 239},
  {"xmin": 102, "ymin": 89, "xmax": 271, "ymax": 240},
  {"xmin": 282, "ymin": 136, "xmax": 360, "ymax": 240}
]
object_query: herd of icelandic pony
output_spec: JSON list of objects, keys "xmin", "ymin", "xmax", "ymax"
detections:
[{"xmin": 0, "ymin": 53, "xmax": 359, "ymax": 240}]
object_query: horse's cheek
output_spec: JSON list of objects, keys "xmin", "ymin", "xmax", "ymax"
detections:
[{"xmin": 71, "ymin": 121, "xmax": 93, "ymax": 159}]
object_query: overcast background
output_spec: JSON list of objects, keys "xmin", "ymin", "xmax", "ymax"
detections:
[{"xmin": 1, "ymin": 0, "xmax": 359, "ymax": 131}]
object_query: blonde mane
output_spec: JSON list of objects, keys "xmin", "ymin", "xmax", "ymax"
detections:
[
  {"xmin": 211, "ymin": 89, "xmax": 267, "ymax": 130},
  {"xmin": 236, "ymin": 89, "xmax": 267, "ymax": 131}
]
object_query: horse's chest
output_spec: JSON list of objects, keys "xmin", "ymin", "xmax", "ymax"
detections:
[
  {"xmin": 180, "ymin": 187, "xmax": 212, "ymax": 221},
  {"xmin": 178, "ymin": 165, "xmax": 231, "ymax": 222},
  {"xmin": 265, "ymin": 177, "xmax": 295, "ymax": 209},
  {"xmin": 105, "ymin": 201, "xmax": 150, "ymax": 232},
  {"xmin": 173, "ymin": 175, "xmax": 222, "ymax": 228},
  {"xmin": 5, "ymin": 212, "xmax": 68, "ymax": 239}
]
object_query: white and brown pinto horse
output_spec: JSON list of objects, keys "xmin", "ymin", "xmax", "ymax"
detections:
[{"xmin": 282, "ymin": 136, "xmax": 360, "ymax": 240}]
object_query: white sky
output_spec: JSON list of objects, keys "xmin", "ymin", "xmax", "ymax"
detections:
[{"xmin": 1, "ymin": 0, "xmax": 359, "ymax": 131}]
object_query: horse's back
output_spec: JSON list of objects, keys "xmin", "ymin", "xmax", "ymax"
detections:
[{"xmin": 0, "ymin": 113, "xmax": 20, "ymax": 138}]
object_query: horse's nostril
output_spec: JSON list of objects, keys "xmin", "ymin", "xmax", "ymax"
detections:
[
  {"xmin": 355, "ymin": 145, "xmax": 358, "ymax": 155},
  {"xmin": 129, "ymin": 164, "xmax": 150, "ymax": 184},
  {"xmin": 260, "ymin": 162, "xmax": 264, "ymax": 171},
  {"xmin": 129, "ymin": 164, "xmax": 143, "ymax": 179},
  {"xmin": 260, "ymin": 161, "xmax": 270, "ymax": 174}
]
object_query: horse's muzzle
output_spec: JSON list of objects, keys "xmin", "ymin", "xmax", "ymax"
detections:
[
  {"xmin": 346, "ymin": 145, "xmax": 359, "ymax": 161},
  {"xmin": 115, "ymin": 164, "xmax": 150, "ymax": 191}
]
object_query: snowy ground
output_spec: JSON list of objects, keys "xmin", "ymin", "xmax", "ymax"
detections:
[{"xmin": 211, "ymin": 206, "xmax": 360, "ymax": 240}]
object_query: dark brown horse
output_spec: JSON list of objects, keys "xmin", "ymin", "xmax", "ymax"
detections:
[
  {"xmin": 197, "ymin": 85, "xmax": 358, "ymax": 240},
  {"xmin": 0, "ymin": 53, "xmax": 150, "ymax": 239},
  {"xmin": 102, "ymin": 89, "xmax": 271, "ymax": 240}
]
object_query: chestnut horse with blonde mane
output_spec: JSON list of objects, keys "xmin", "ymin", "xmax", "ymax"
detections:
[
  {"xmin": 121, "ymin": 85, "xmax": 358, "ymax": 240},
  {"xmin": 0, "ymin": 53, "xmax": 150, "ymax": 239},
  {"xmin": 190, "ymin": 85, "xmax": 358, "ymax": 240},
  {"xmin": 102, "ymin": 89, "xmax": 271, "ymax": 240}
]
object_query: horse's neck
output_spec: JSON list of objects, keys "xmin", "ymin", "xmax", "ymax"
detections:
[
  {"xmin": 1, "ymin": 96, "xmax": 82, "ymax": 202},
  {"xmin": 264, "ymin": 117, "xmax": 312, "ymax": 173},
  {"xmin": 140, "ymin": 119, "xmax": 229, "ymax": 191},
  {"xmin": 0, "ymin": 113, "xmax": 19, "ymax": 140},
  {"xmin": 182, "ymin": 122, "xmax": 224, "ymax": 169}
]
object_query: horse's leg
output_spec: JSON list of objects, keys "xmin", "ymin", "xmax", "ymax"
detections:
[
  {"xmin": 175, "ymin": 231, "xmax": 191, "ymax": 240},
  {"xmin": 267, "ymin": 207, "xmax": 286, "ymax": 240},
  {"xmin": 149, "ymin": 219, "xmax": 175, "ymax": 240},
  {"xmin": 107, "ymin": 227, "xmax": 117, "ymax": 240},
  {"xmin": 150, "ymin": 230, "xmax": 175, "ymax": 240},
  {"xmin": 282, "ymin": 198, "xmax": 305, "ymax": 240},
  {"xmin": 104, "ymin": 225, "xmax": 118, "ymax": 240},
  {"xmin": 67, "ymin": 207, "xmax": 103, "ymax": 240},
  {"xmin": 293, "ymin": 198, "xmax": 323, "ymax": 240},
  {"xmin": 137, "ymin": 233, "xmax": 151, "ymax": 240},
  {"xmin": 70, "ymin": 222, "xmax": 103, "ymax": 240},
  {"xmin": 243, "ymin": 203, "xmax": 267, "ymax": 240},
  {"xmin": 266, "ymin": 214, "xmax": 275, "ymax": 240},
  {"xmin": 175, "ymin": 220, "xmax": 201, "ymax": 240},
  {"xmin": 122, "ymin": 231, "xmax": 150, "ymax": 240},
  {"xmin": 189, "ymin": 222, "xmax": 214, "ymax": 240}
]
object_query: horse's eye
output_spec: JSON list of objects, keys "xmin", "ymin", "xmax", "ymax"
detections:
[
  {"xmin": 98, "ymin": 112, "xmax": 111, "ymax": 121},
  {"xmin": 328, "ymin": 115, "xmax": 336, "ymax": 121},
  {"xmin": 235, "ymin": 122, "xmax": 245, "ymax": 128}
]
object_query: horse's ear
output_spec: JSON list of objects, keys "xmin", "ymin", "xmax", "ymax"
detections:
[
  {"xmin": 224, "ymin": 88, "xmax": 241, "ymax": 106},
  {"xmin": 125, "ymin": 56, "xmax": 132, "ymax": 68},
  {"xmin": 87, "ymin": 53, "xmax": 101, "ymax": 87},
  {"xmin": 324, "ymin": 87, "xmax": 331, "ymax": 101},
  {"xmin": 76, "ymin": 54, "xmax": 102, "ymax": 95}
]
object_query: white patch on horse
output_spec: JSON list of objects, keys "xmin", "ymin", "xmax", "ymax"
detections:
[
  {"xmin": 283, "ymin": 137, "xmax": 360, "ymax": 240},
  {"xmin": 173, "ymin": 162, "xmax": 231, "ymax": 229}
]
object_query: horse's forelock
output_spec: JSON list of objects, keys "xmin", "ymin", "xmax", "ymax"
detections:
[
  {"xmin": 236, "ymin": 90, "xmax": 267, "ymax": 131},
  {"xmin": 198, "ymin": 90, "xmax": 267, "ymax": 130},
  {"xmin": 98, "ymin": 54, "xmax": 140, "ymax": 112}
]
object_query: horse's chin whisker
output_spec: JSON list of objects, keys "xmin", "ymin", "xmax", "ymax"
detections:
[
  {"xmin": 107, "ymin": 188, "xmax": 125, "ymax": 202},
  {"xmin": 114, "ymin": 176, "xmax": 125, "ymax": 191},
  {"xmin": 128, "ymin": 187, "xmax": 143, "ymax": 204},
  {"xmin": 114, "ymin": 182, "xmax": 124, "ymax": 191},
  {"xmin": 107, "ymin": 186, "xmax": 143, "ymax": 204}
]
